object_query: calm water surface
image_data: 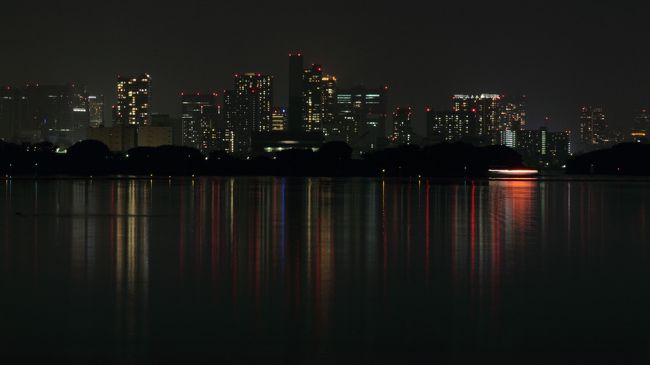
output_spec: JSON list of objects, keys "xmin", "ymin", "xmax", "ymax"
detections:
[{"xmin": 1, "ymin": 177, "xmax": 650, "ymax": 364}]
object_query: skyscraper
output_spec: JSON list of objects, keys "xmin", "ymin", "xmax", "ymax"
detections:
[
  {"xmin": 20, "ymin": 83, "xmax": 88, "ymax": 145},
  {"xmin": 579, "ymin": 106, "xmax": 607, "ymax": 146},
  {"xmin": 499, "ymin": 95, "xmax": 527, "ymax": 130},
  {"xmin": 70, "ymin": 84, "xmax": 90, "ymax": 141},
  {"xmin": 426, "ymin": 108, "xmax": 475, "ymax": 143},
  {"xmin": 391, "ymin": 107, "xmax": 414, "ymax": 145},
  {"xmin": 288, "ymin": 53, "xmax": 304, "ymax": 133},
  {"xmin": 88, "ymin": 95, "xmax": 104, "ymax": 128},
  {"xmin": 335, "ymin": 86, "xmax": 388, "ymax": 151},
  {"xmin": 321, "ymin": 75, "xmax": 338, "ymax": 138},
  {"xmin": 224, "ymin": 73, "xmax": 273, "ymax": 155},
  {"xmin": 115, "ymin": 74, "xmax": 151, "ymax": 126},
  {"xmin": 452, "ymin": 94, "xmax": 502, "ymax": 143},
  {"xmin": 181, "ymin": 92, "xmax": 219, "ymax": 153},
  {"xmin": 303, "ymin": 64, "xmax": 323, "ymax": 132}
]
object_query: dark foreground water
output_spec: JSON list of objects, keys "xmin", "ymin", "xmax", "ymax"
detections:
[{"xmin": 1, "ymin": 177, "xmax": 650, "ymax": 364}]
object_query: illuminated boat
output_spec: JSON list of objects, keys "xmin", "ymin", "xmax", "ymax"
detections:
[{"xmin": 488, "ymin": 168, "xmax": 539, "ymax": 178}]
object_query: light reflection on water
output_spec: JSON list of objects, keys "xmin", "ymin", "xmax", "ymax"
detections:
[{"xmin": 1, "ymin": 177, "xmax": 650, "ymax": 363}]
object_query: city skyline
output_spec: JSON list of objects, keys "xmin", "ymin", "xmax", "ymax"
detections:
[{"xmin": 2, "ymin": 1, "xmax": 650, "ymax": 133}]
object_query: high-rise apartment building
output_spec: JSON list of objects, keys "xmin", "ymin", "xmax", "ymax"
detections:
[
  {"xmin": 391, "ymin": 107, "xmax": 414, "ymax": 145},
  {"xmin": 579, "ymin": 106, "xmax": 607, "ymax": 146},
  {"xmin": 303, "ymin": 64, "xmax": 323, "ymax": 132},
  {"xmin": 452, "ymin": 94, "xmax": 502, "ymax": 143},
  {"xmin": 115, "ymin": 74, "xmax": 151, "ymax": 126},
  {"xmin": 223, "ymin": 73, "xmax": 273, "ymax": 155},
  {"xmin": 181, "ymin": 92, "xmax": 220, "ymax": 152}
]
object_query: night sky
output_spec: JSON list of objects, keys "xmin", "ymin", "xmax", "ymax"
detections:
[{"xmin": 1, "ymin": 1, "xmax": 649, "ymax": 134}]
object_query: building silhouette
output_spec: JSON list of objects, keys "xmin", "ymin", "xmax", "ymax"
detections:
[
  {"xmin": 426, "ymin": 108, "xmax": 475, "ymax": 143},
  {"xmin": 452, "ymin": 94, "xmax": 502, "ymax": 143},
  {"xmin": 288, "ymin": 53, "xmax": 304, "ymax": 133},
  {"xmin": 391, "ymin": 107, "xmax": 414, "ymax": 145},
  {"xmin": 181, "ymin": 92, "xmax": 220, "ymax": 153},
  {"xmin": 335, "ymin": 86, "xmax": 388, "ymax": 151},
  {"xmin": 0, "ymin": 86, "xmax": 21, "ymax": 141},
  {"xmin": 303, "ymin": 64, "xmax": 323, "ymax": 132},
  {"xmin": 223, "ymin": 73, "xmax": 273, "ymax": 155},
  {"xmin": 579, "ymin": 106, "xmax": 607, "ymax": 147},
  {"xmin": 321, "ymin": 75, "xmax": 338, "ymax": 138},
  {"xmin": 88, "ymin": 95, "xmax": 104, "ymax": 128}
]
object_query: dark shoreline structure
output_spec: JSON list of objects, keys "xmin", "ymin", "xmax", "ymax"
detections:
[
  {"xmin": 4, "ymin": 139, "xmax": 648, "ymax": 177},
  {"xmin": 566, "ymin": 143, "xmax": 650, "ymax": 175},
  {"xmin": 1, "ymin": 140, "xmax": 525, "ymax": 177}
]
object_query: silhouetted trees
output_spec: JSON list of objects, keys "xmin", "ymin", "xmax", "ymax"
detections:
[
  {"xmin": 0, "ymin": 139, "xmax": 534, "ymax": 177},
  {"xmin": 566, "ymin": 143, "xmax": 650, "ymax": 175}
]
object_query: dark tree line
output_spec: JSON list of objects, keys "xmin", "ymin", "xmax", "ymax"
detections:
[
  {"xmin": 0, "ymin": 139, "xmax": 526, "ymax": 177},
  {"xmin": 566, "ymin": 143, "xmax": 650, "ymax": 175}
]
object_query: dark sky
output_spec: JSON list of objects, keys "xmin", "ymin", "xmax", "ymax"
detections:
[{"xmin": 1, "ymin": 1, "xmax": 649, "ymax": 134}]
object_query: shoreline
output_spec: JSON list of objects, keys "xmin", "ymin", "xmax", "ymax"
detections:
[{"xmin": 3, "ymin": 174, "xmax": 650, "ymax": 182}]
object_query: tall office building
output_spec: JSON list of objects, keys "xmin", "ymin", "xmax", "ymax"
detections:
[
  {"xmin": 303, "ymin": 64, "xmax": 323, "ymax": 132},
  {"xmin": 88, "ymin": 95, "xmax": 104, "ymax": 128},
  {"xmin": 20, "ymin": 83, "xmax": 88, "ymax": 144},
  {"xmin": 452, "ymin": 94, "xmax": 502, "ymax": 143},
  {"xmin": 181, "ymin": 92, "xmax": 220, "ymax": 153},
  {"xmin": 321, "ymin": 75, "xmax": 337, "ymax": 138},
  {"xmin": 115, "ymin": 74, "xmax": 151, "ymax": 126},
  {"xmin": 391, "ymin": 107, "xmax": 414, "ymax": 145},
  {"xmin": 426, "ymin": 108, "xmax": 476, "ymax": 143},
  {"xmin": 288, "ymin": 53, "xmax": 304, "ymax": 133},
  {"xmin": 224, "ymin": 73, "xmax": 273, "ymax": 155},
  {"xmin": 335, "ymin": 86, "xmax": 388, "ymax": 151},
  {"xmin": 70, "ymin": 84, "xmax": 90, "ymax": 141},
  {"xmin": 579, "ymin": 106, "xmax": 607, "ymax": 146},
  {"xmin": 272, "ymin": 107, "xmax": 288, "ymax": 131}
]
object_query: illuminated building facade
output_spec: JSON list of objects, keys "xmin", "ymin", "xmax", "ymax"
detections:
[
  {"xmin": 515, "ymin": 127, "xmax": 570, "ymax": 168},
  {"xmin": 391, "ymin": 107, "xmax": 414, "ymax": 145},
  {"xmin": 321, "ymin": 75, "xmax": 337, "ymax": 137},
  {"xmin": 426, "ymin": 108, "xmax": 476, "ymax": 143},
  {"xmin": 181, "ymin": 93, "xmax": 220, "ymax": 153},
  {"xmin": 88, "ymin": 95, "xmax": 104, "ymax": 128},
  {"xmin": 223, "ymin": 73, "xmax": 273, "ymax": 155},
  {"xmin": 335, "ymin": 86, "xmax": 388, "ymax": 151},
  {"xmin": 452, "ymin": 94, "xmax": 502, "ymax": 143},
  {"xmin": 499, "ymin": 95, "xmax": 527, "ymax": 130},
  {"xmin": 579, "ymin": 106, "xmax": 607, "ymax": 146},
  {"xmin": 115, "ymin": 74, "xmax": 151, "ymax": 126},
  {"xmin": 272, "ymin": 107, "xmax": 288, "ymax": 131},
  {"xmin": 631, "ymin": 109, "xmax": 649, "ymax": 142},
  {"xmin": 500, "ymin": 129, "xmax": 517, "ymax": 148},
  {"xmin": 303, "ymin": 64, "xmax": 323, "ymax": 132}
]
